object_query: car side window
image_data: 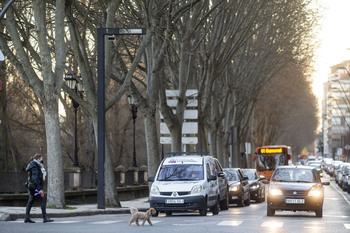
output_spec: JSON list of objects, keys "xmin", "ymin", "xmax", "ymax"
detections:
[{"xmin": 215, "ymin": 160, "xmax": 223, "ymax": 173}]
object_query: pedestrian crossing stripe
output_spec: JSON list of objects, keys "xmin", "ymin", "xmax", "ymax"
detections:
[
  {"xmin": 52, "ymin": 221, "xmax": 81, "ymax": 224},
  {"xmin": 344, "ymin": 224, "xmax": 350, "ymax": 229},
  {"xmin": 217, "ymin": 221, "xmax": 243, "ymax": 226},
  {"xmin": 88, "ymin": 220, "xmax": 122, "ymax": 224},
  {"xmin": 261, "ymin": 221, "xmax": 283, "ymax": 228}
]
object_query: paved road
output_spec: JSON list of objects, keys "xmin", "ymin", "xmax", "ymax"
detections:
[{"xmin": 1, "ymin": 176, "xmax": 350, "ymax": 233}]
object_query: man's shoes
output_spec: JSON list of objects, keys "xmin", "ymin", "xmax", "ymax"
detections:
[{"xmin": 24, "ymin": 218, "xmax": 35, "ymax": 223}]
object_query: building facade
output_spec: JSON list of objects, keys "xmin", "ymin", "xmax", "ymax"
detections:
[{"xmin": 323, "ymin": 62, "xmax": 350, "ymax": 161}]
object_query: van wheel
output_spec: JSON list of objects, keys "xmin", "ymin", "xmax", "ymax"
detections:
[
  {"xmin": 165, "ymin": 211, "xmax": 172, "ymax": 216},
  {"xmin": 199, "ymin": 201, "xmax": 207, "ymax": 216},
  {"xmin": 210, "ymin": 198, "xmax": 220, "ymax": 215},
  {"xmin": 220, "ymin": 193, "xmax": 229, "ymax": 210}
]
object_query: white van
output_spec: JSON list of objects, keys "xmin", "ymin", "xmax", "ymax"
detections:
[{"xmin": 148, "ymin": 154, "xmax": 229, "ymax": 216}]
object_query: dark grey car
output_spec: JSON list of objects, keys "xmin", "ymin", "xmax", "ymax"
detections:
[
  {"xmin": 223, "ymin": 168, "xmax": 250, "ymax": 207},
  {"xmin": 264, "ymin": 165, "xmax": 330, "ymax": 217}
]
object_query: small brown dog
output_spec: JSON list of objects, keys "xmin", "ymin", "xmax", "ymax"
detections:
[{"xmin": 129, "ymin": 207, "xmax": 157, "ymax": 226}]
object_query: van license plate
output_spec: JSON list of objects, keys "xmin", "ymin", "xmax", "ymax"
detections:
[
  {"xmin": 166, "ymin": 199, "xmax": 184, "ymax": 204},
  {"xmin": 285, "ymin": 199, "xmax": 304, "ymax": 204}
]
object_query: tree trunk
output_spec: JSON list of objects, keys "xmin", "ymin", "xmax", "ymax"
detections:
[
  {"xmin": 92, "ymin": 115, "xmax": 120, "ymax": 207},
  {"xmin": 0, "ymin": 61, "xmax": 7, "ymax": 171},
  {"xmin": 43, "ymin": 99, "xmax": 65, "ymax": 208},
  {"xmin": 144, "ymin": 113, "xmax": 161, "ymax": 178}
]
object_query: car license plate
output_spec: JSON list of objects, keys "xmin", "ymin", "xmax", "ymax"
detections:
[
  {"xmin": 165, "ymin": 199, "xmax": 184, "ymax": 204},
  {"xmin": 285, "ymin": 199, "xmax": 305, "ymax": 204}
]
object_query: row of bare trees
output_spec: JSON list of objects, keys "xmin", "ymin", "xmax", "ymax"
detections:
[{"xmin": 0, "ymin": 0, "xmax": 319, "ymax": 208}]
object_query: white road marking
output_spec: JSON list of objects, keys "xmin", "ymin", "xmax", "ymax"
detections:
[
  {"xmin": 217, "ymin": 221, "xmax": 243, "ymax": 226},
  {"xmin": 330, "ymin": 182, "xmax": 350, "ymax": 205},
  {"xmin": 261, "ymin": 221, "xmax": 284, "ymax": 228},
  {"xmin": 52, "ymin": 221, "xmax": 81, "ymax": 224},
  {"xmin": 88, "ymin": 220, "xmax": 121, "ymax": 224}
]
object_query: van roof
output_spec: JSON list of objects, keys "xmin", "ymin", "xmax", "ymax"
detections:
[{"xmin": 163, "ymin": 155, "xmax": 204, "ymax": 165}]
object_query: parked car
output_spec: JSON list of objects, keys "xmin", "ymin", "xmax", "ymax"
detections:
[
  {"xmin": 264, "ymin": 165, "xmax": 330, "ymax": 217},
  {"xmin": 223, "ymin": 168, "xmax": 250, "ymax": 207},
  {"xmin": 341, "ymin": 165, "xmax": 350, "ymax": 191},
  {"xmin": 307, "ymin": 161, "xmax": 323, "ymax": 178},
  {"xmin": 335, "ymin": 163, "xmax": 346, "ymax": 184},
  {"xmin": 338, "ymin": 163, "xmax": 350, "ymax": 190},
  {"xmin": 148, "ymin": 154, "xmax": 229, "ymax": 216},
  {"xmin": 241, "ymin": 168, "xmax": 266, "ymax": 203}
]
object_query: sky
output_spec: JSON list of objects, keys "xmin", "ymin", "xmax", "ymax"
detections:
[{"xmin": 312, "ymin": 0, "xmax": 350, "ymax": 103}]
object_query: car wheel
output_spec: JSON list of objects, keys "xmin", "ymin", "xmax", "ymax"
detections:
[
  {"xmin": 210, "ymin": 198, "xmax": 220, "ymax": 215},
  {"xmin": 165, "ymin": 211, "xmax": 172, "ymax": 216},
  {"xmin": 237, "ymin": 196, "xmax": 244, "ymax": 207},
  {"xmin": 199, "ymin": 199, "xmax": 208, "ymax": 216},
  {"xmin": 315, "ymin": 206, "xmax": 323, "ymax": 217},
  {"xmin": 220, "ymin": 193, "xmax": 230, "ymax": 210},
  {"xmin": 244, "ymin": 195, "xmax": 250, "ymax": 206},
  {"xmin": 267, "ymin": 205, "xmax": 275, "ymax": 216}
]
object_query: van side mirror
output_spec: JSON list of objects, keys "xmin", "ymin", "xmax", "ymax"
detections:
[
  {"xmin": 208, "ymin": 175, "xmax": 217, "ymax": 181},
  {"xmin": 148, "ymin": 177, "xmax": 155, "ymax": 182},
  {"xmin": 217, "ymin": 172, "xmax": 225, "ymax": 178}
]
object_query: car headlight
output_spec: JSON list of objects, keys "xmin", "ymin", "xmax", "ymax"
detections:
[
  {"xmin": 269, "ymin": 188, "xmax": 282, "ymax": 196},
  {"xmin": 150, "ymin": 185, "xmax": 160, "ymax": 195},
  {"xmin": 229, "ymin": 185, "xmax": 240, "ymax": 192},
  {"xmin": 250, "ymin": 184, "xmax": 260, "ymax": 190},
  {"xmin": 191, "ymin": 184, "xmax": 202, "ymax": 194},
  {"xmin": 308, "ymin": 187, "xmax": 322, "ymax": 197}
]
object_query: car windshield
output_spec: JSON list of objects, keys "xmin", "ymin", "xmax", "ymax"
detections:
[
  {"xmin": 157, "ymin": 165, "xmax": 204, "ymax": 181},
  {"xmin": 271, "ymin": 168, "xmax": 315, "ymax": 183},
  {"xmin": 242, "ymin": 170, "xmax": 258, "ymax": 180},
  {"xmin": 224, "ymin": 170, "xmax": 239, "ymax": 181}
]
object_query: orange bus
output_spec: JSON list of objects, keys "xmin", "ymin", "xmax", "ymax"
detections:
[{"xmin": 255, "ymin": 145, "xmax": 292, "ymax": 179}]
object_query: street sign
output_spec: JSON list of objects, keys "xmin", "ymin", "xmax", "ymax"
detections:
[
  {"xmin": 345, "ymin": 144, "xmax": 350, "ymax": 150},
  {"xmin": 160, "ymin": 137, "xmax": 198, "ymax": 144},
  {"xmin": 160, "ymin": 122, "xmax": 198, "ymax": 134},
  {"xmin": 160, "ymin": 110, "xmax": 198, "ymax": 119}
]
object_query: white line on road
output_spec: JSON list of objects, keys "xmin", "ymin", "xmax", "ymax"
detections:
[
  {"xmin": 261, "ymin": 221, "xmax": 284, "ymax": 228},
  {"xmin": 88, "ymin": 220, "xmax": 122, "ymax": 224},
  {"xmin": 217, "ymin": 221, "xmax": 243, "ymax": 226},
  {"xmin": 330, "ymin": 182, "xmax": 350, "ymax": 205}
]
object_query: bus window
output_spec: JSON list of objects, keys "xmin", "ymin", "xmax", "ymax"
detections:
[{"xmin": 258, "ymin": 154, "xmax": 286, "ymax": 171}]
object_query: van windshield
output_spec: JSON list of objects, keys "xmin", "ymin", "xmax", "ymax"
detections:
[{"xmin": 157, "ymin": 165, "xmax": 204, "ymax": 181}]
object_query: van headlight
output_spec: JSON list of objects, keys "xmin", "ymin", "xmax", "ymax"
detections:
[
  {"xmin": 308, "ymin": 187, "xmax": 322, "ymax": 197},
  {"xmin": 191, "ymin": 184, "xmax": 202, "ymax": 194},
  {"xmin": 150, "ymin": 185, "xmax": 160, "ymax": 195}
]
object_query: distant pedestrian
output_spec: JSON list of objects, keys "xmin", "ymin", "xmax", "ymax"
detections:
[{"xmin": 24, "ymin": 153, "xmax": 53, "ymax": 223}]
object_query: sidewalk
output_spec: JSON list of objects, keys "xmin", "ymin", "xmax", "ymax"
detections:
[{"xmin": 0, "ymin": 197, "xmax": 150, "ymax": 221}]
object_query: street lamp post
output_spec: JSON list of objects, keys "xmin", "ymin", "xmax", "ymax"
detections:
[
  {"xmin": 97, "ymin": 27, "xmax": 146, "ymax": 209},
  {"xmin": 65, "ymin": 73, "xmax": 84, "ymax": 167},
  {"xmin": 128, "ymin": 95, "xmax": 138, "ymax": 167}
]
